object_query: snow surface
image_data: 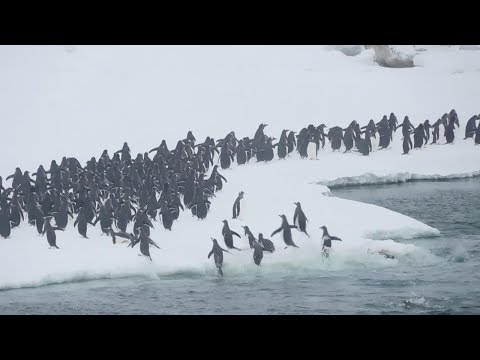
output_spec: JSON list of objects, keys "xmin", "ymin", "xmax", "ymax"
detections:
[{"xmin": 0, "ymin": 45, "xmax": 478, "ymax": 289}]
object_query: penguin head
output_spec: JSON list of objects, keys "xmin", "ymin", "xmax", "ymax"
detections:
[
  {"xmin": 294, "ymin": 202, "xmax": 300, "ymax": 207},
  {"xmin": 320, "ymin": 226, "xmax": 327, "ymax": 232},
  {"xmin": 222, "ymin": 220, "xmax": 228, "ymax": 224}
]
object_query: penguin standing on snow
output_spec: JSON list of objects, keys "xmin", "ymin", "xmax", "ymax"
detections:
[
  {"xmin": 320, "ymin": 226, "xmax": 342, "ymax": 258},
  {"xmin": 42, "ymin": 216, "xmax": 65, "ymax": 249},
  {"xmin": 232, "ymin": 191, "xmax": 244, "ymax": 219}
]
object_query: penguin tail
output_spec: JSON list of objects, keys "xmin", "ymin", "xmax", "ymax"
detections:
[{"xmin": 55, "ymin": 245, "xmax": 60, "ymax": 249}]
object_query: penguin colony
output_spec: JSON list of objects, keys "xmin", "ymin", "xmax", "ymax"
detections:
[{"xmin": 0, "ymin": 109, "xmax": 478, "ymax": 276}]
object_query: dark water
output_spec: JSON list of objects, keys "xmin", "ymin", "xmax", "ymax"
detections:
[{"xmin": 1, "ymin": 178, "xmax": 479, "ymax": 314}]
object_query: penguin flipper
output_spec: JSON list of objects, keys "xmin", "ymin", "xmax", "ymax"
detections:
[
  {"xmin": 231, "ymin": 231, "xmax": 241, "ymax": 238},
  {"xmin": 271, "ymin": 227, "xmax": 282, "ymax": 237}
]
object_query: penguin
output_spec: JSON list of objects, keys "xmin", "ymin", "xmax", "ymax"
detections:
[
  {"xmin": 396, "ymin": 116, "xmax": 415, "ymax": 147},
  {"xmin": 413, "ymin": 123, "xmax": 428, "ymax": 149},
  {"xmin": 130, "ymin": 226, "xmax": 161, "ymax": 261},
  {"xmin": 420, "ymin": 120, "xmax": 430, "ymax": 145},
  {"xmin": 258, "ymin": 233, "xmax": 275, "ymax": 253},
  {"xmin": 232, "ymin": 191, "xmax": 244, "ymax": 219},
  {"xmin": 464, "ymin": 115, "xmax": 478, "ymax": 139},
  {"xmin": 252, "ymin": 239, "xmax": 264, "ymax": 266},
  {"xmin": 475, "ymin": 124, "xmax": 480, "ymax": 145},
  {"xmin": 293, "ymin": 202, "xmax": 309, "ymax": 237},
  {"xmin": 0, "ymin": 206, "xmax": 11, "ymax": 239},
  {"xmin": 74, "ymin": 207, "xmax": 94, "ymax": 238},
  {"xmin": 253, "ymin": 123, "xmax": 268, "ymax": 148},
  {"xmin": 235, "ymin": 140, "xmax": 248, "ymax": 165},
  {"xmin": 276, "ymin": 130, "xmax": 289, "ymax": 159},
  {"xmin": 242, "ymin": 225, "xmax": 256, "ymax": 249},
  {"xmin": 319, "ymin": 226, "xmax": 342, "ymax": 258},
  {"xmin": 306, "ymin": 135, "xmax": 318, "ymax": 159},
  {"xmin": 445, "ymin": 119, "xmax": 456, "ymax": 144},
  {"xmin": 271, "ymin": 215, "xmax": 299, "ymax": 249},
  {"xmin": 287, "ymin": 131, "xmax": 297, "ymax": 154},
  {"xmin": 208, "ymin": 238, "xmax": 230, "ymax": 277},
  {"xmin": 388, "ymin": 113, "xmax": 398, "ymax": 131},
  {"xmin": 327, "ymin": 127, "xmax": 343, "ymax": 151},
  {"xmin": 221, "ymin": 220, "xmax": 242, "ymax": 250},
  {"xmin": 42, "ymin": 216, "xmax": 64, "ymax": 249},
  {"xmin": 158, "ymin": 200, "xmax": 174, "ymax": 231},
  {"xmin": 430, "ymin": 118, "xmax": 443, "ymax": 144},
  {"xmin": 109, "ymin": 228, "xmax": 135, "ymax": 245},
  {"xmin": 342, "ymin": 123, "xmax": 357, "ymax": 153}
]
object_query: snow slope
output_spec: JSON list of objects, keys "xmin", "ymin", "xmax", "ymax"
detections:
[{"xmin": 0, "ymin": 45, "xmax": 478, "ymax": 289}]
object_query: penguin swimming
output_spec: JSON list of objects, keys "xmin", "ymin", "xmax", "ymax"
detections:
[
  {"xmin": 319, "ymin": 226, "xmax": 342, "ymax": 258},
  {"xmin": 232, "ymin": 191, "xmax": 244, "ymax": 219},
  {"xmin": 271, "ymin": 215, "xmax": 299, "ymax": 249},
  {"xmin": 293, "ymin": 202, "xmax": 309, "ymax": 237},
  {"xmin": 208, "ymin": 238, "xmax": 229, "ymax": 277}
]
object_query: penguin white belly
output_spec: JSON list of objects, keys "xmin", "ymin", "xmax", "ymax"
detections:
[
  {"xmin": 240, "ymin": 198, "xmax": 246, "ymax": 220},
  {"xmin": 307, "ymin": 141, "xmax": 317, "ymax": 160},
  {"xmin": 371, "ymin": 134, "xmax": 380, "ymax": 151}
]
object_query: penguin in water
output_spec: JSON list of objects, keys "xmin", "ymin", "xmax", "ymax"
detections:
[
  {"xmin": 271, "ymin": 215, "xmax": 299, "ymax": 249},
  {"xmin": 252, "ymin": 239, "xmax": 264, "ymax": 266},
  {"xmin": 42, "ymin": 216, "xmax": 64, "ymax": 249},
  {"xmin": 242, "ymin": 225, "xmax": 256, "ymax": 249},
  {"xmin": 221, "ymin": 220, "xmax": 242, "ymax": 250},
  {"xmin": 208, "ymin": 238, "xmax": 230, "ymax": 277},
  {"xmin": 258, "ymin": 233, "xmax": 275, "ymax": 253},
  {"xmin": 232, "ymin": 191, "xmax": 244, "ymax": 219},
  {"xmin": 293, "ymin": 202, "xmax": 309, "ymax": 237},
  {"xmin": 319, "ymin": 226, "xmax": 342, "ymax": 258}
]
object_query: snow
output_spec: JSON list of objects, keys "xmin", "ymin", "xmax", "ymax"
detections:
[{"xmin": 0, "ymin": 45, "xmax": 479, "ymax": 289}]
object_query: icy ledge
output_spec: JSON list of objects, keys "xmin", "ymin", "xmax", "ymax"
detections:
[{"xmin": 318, "ymin": 170, "xmax": 480, "ymax": 189}]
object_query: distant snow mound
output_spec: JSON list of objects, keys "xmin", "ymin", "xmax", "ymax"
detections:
[
  {"xmin": 325, "ymin": 45, "xmax": 364, "ymax": 56},
  {"xmin": 366, "ymin": 45, "xmax": 415, "ymax": 68},
  {"xmin": 459, "ymin": 45, "xmax": 480, "ymax": 51},
  {"xmin": 63, "ymin": 45, "xmax": 76, "ymax": 54}
]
